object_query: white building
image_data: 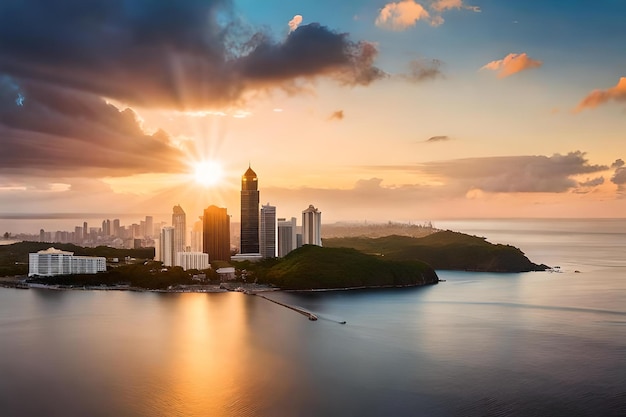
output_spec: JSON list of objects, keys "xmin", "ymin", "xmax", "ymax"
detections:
[
  {"xmin": 302, "ymin": 204, "xmax": 322, "ymax": 246},
  {"xmin": 277, "ymin": 217, "xmax": 298, "ymax": 257},
  {"xmin": 176, "ymin": 252, "xmax": 210, "ymax": 271},
  {"xmin": 160, "ymin": 227, "xmax": 175, "ymax": 267},
  {"xmin": 260, "ymin": 203, "xmax": 276, "ymax": 258},
  {"xmin": 28, "ymin": 247, "xmax": 106, "ymax": 277}
]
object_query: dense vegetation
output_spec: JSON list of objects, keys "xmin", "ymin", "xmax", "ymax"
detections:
[
  {"xmin": 0, "ymin": 241, "xmax": 214, "ymax": 289},
  {"xmin": 251, "ymin": 245, "xmax": 439, "ymax": 290},
  {"xmin": 27, "ymin": 261, "xmax": 219, "ymax": 290},
  {"xmin": 0, "ymin": 241, "xmax": 154, "ymax": 275},
  {"xmin": 324, "ymin": 231, "xmax": 548, "ymax": 272}
]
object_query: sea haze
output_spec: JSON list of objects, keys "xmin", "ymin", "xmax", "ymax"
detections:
[{"xmin": 0, "ymin": 219, "xmax": 625, "ymax": 416}]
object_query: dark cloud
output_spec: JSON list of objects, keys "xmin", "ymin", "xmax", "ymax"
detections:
[
  {"xmin": 426, "ymin": 135, "xmax": 450, "ymax": 142},
  {"xmin": 238, "ymin": 24, "xmax": 385, "ymax": 87},
  {"xmin": 0, "ymin": 1, "xmax": 384, "ymax": 109},
  {"xmin": 611, "ymin": 167, "xmax": 626, "ymax": 186},
  {"xmin": 611, "ymin": 158, "xmax": 624, "ymax": 169},
  {"xmin": 401, "ymin": 59, "xmax": 444, "ymax": 83},
  {"xmin": 0, "ymin": 78, "xmax": 185, "ymax": 177},
  {"xmin": 363, "ymin": 151, "xmax": 608, "ymax": 194},
  {"xmin": 329, "ymin": 110, "xmax": 344, "ymax": 121},
  {"xmin": 578, "ymin": 177, "xmax": 604, "ymax": 187},
  {"xmin": 418, "ymin": 151, "xmax": 607, "ymax": 193}
]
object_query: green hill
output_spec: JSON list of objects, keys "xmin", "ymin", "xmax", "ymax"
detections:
[
  {"xmin": 260, "ymin": 245, "xmax": 439, "ymax": 290},
  {"xmin": 323, "ymin": 231, "xmax": 547, "ymax": 272}
]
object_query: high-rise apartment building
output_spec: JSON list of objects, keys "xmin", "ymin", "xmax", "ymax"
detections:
[
  {"xmin": 113, "ymin": 219, "xmax": 120, "ymax": 237},
  {"xmin": 172, "ymin": 205, "xmax": 186, "ymax": 255},
  {"xmin": 160, "ymin": 227, "xmax": 175, "ymax": 267},
  {"xmin": 74, "ymin": 226, "xmax": 83, "ymax": 243},
  {"xmin": 203, "ymin": 205, "xmax": 230, "ymax": 261},
  {"xmin": 240, "ymin": 166, "xmax": 260, "ymax": 254},
  {"xmin": 190, "ymin": 219, "xmax": 203, "ymax": 253},
  {"xmin": 102, "ymin": 219, "xmax": 111, "ymax": 236},
  {"xmin": 145, "ymin": 216, "xmax": 154, "ymax": 238},
  {"xmin": 277, "ymin": 217, "xmax": 298, "ymax": 257},
  {"xmin": 302, "ymin": 205, "xmax": 322, "ymax": 246},
  {"xmin": 260, "ymin": 203, "xmax": 276, "ymax": 258}
]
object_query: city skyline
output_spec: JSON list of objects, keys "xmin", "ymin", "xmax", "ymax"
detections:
[{"xmin": 1, "ymin": 1, "xmax": 625, "ymax": 222}]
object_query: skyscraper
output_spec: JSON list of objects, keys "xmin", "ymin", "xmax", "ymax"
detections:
[
  {"xmin": 172, "ymin": 205, "xmax": 186, "ymax": 255},
  {"xmin": 190, "ymin": 219, "xmax": 203, "ymax": 253},
  {"xmin": 302, "ymin": 205, "xmax": 322, "ymax": 246},
  {"xmin": 260, "ymin": 203, "xmax": 276, "ymax": 258},
  {"xmin": 160, "ymin": 227, "xmax": 175, "ymax": 267},
  {"xmin": 203, "ymin": 205, "xmax": 230, "ymax": 261},
  {"xmin": 240, "ymin": 166, "xmax": 260, "ymax": 254},
  {"xmin": 145, "ymin": 216, "xmax": 154, "ymax": 238},
  {"xmin": 278, "ymin": 217, "xmax": 298, "ymax": 257}
]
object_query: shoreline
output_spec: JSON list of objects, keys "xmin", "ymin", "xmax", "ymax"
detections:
[{"xmin": 0, "ymin": 276, "xmax": 439, "ymax": 294}]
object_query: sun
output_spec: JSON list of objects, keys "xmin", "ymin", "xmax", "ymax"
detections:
[{"xmin": 192, "ymin": 161, "xmax": 223, "ymax": 187}]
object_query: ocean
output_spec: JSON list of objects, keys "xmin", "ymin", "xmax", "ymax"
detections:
[{"xmin": 0, "ymin": 219, "xmax": 624, "ymax": 416}]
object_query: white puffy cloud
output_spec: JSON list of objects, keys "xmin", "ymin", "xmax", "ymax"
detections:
[
  {"xmin": 288, "ymin": 15, "xmax": 303, "ymax": 32},
  {"xmin": 375, "ymin": 1, "xmax": 431, "ymax": 30}
]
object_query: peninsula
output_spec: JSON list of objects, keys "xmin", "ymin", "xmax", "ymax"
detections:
[{"xmin": 323, "ymin": 230, "xmax": 548, "ymax": 273}]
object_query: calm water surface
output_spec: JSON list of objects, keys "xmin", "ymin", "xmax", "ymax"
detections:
[{"xmin": 1, "ymin": 219, "xmax": 625, "ymax": 416}]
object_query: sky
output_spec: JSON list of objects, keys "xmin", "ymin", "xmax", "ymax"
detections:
[{"xmin": 1, "ymin": 0, "xmax": 625, "ymax": 225}]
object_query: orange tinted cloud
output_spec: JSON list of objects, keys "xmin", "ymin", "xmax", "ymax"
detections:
[
  {"xmin": 576, "ymin": 77, "xmax": 626, "ymax": 111},
  {"xmin": 431, "ymin": 0, "xmax": 480, "ymax": 12},
  {"xmin": 481, "ymin": 53, "xmax": 543, "ymax": 78},
  {"xmin": 329, "ymin": 110, "xmax": 344, "ymax": 121},
  {"xmin": 376, "ymin": 0, "xmax": 430, "ymax": 30},
  {"xmin": 288, "ymin": 15, "xmax": 303, "ymax": 32}
]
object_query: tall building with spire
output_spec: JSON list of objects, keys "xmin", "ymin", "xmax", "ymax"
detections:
[
  {"xmin": 172, "ymin": 204, "xmax": 186, "ymax": 255},
  {"xmin": 260, "ymin": 203, "xmax": 276, "ymax": 258},
  {"xmin": 203, "ymin": 205, "xmax": 230, "ymax": 261},
  {"xmin": 302, "ymin": 204, "xmax": 322, "ymax": 246},
  {"xmin": 240, "ymin": 165, "xmax": 260, "ymax": 254}
]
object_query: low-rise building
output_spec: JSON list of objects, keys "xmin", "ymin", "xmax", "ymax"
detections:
[
  {"xmin": 176, "ymin": 251, "xmax": 210, "ymax": 271},
  {"xmin": 28, "ymin": 247, "xmax": 106, "ymax": 277}
]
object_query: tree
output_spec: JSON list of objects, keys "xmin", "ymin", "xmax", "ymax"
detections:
[{"xmin": 3, "ymin": 232, "xmax": 9, "ymax": 239}]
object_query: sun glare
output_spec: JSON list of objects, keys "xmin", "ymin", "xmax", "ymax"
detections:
[{"xmin": 193, "ymin": 161, "xmax": 223, "ymax": 187}]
